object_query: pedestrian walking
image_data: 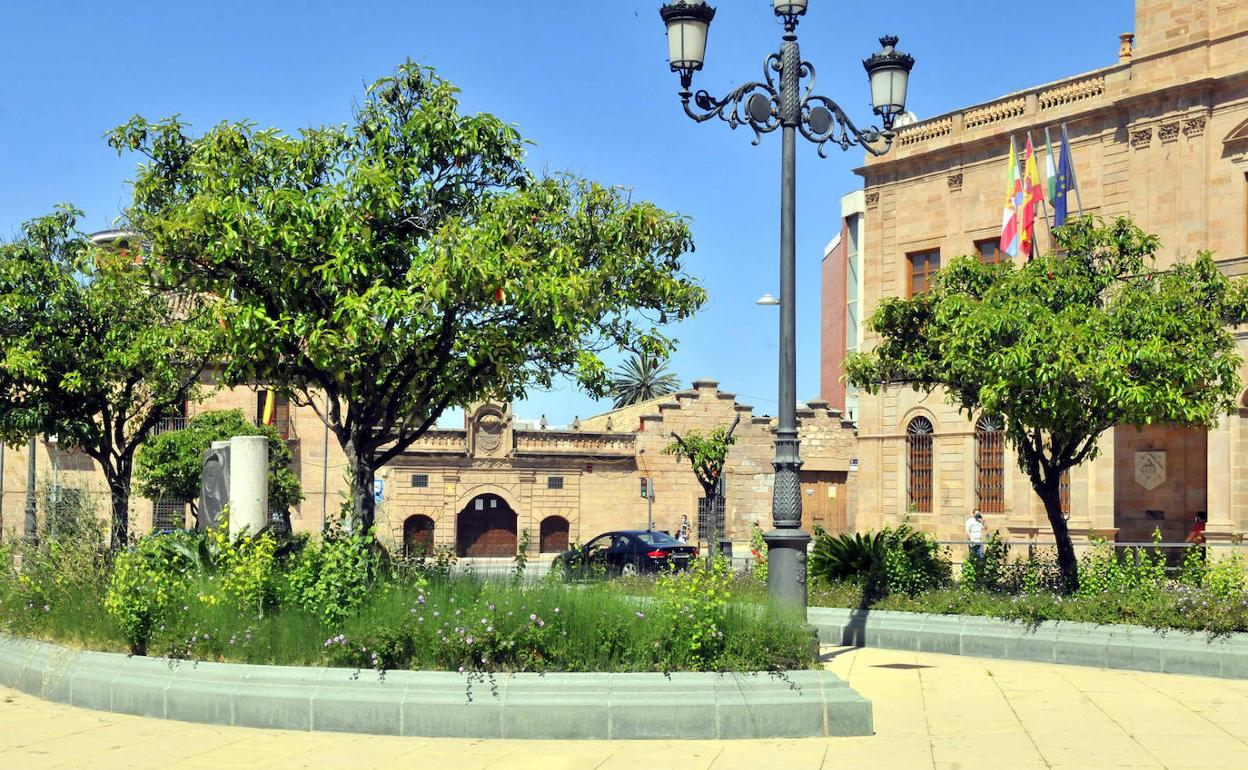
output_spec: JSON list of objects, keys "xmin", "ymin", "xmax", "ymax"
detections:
[
  {"xmin": 677, "ymin": 514, "xmax": 691, "ymax": 543},
  {"xmin": 965, "ymin": 510, "xmax": 986, "ymax": 561},
  {"xmin": 1185, "ymin": 511, "xmax": 1207, "ymax": 562}
]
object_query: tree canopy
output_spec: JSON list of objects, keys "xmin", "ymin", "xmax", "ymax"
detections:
[
  {"xmin": 609, "ymin": 352, "xmax": 680, "ymax": 408},
  {"xmin": 110, "ymin": 61, "xmax": 706, "ymax": 532},
  {"xmin": 0, "ymin": 207, "xmax": 219, "ymax": 548},
  {"xmin": 664, "ymin": 416, "xmax": 741, "ymax": 500},
  {"xmin": 134, "ymin": 409, "xmax": 303, "ymax": 523},
  {"xmin": 846, "ymin": 216, "xmax": 1248, "ymax": 590}
]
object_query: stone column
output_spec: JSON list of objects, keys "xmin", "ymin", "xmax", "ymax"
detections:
[
  {"xmin": 1205, "ymin": 417, "xmax": 1236, "ymax": 553},
  {"xmin": 228, "ymin": 435, "xmax": 268, "ymax": 539}
]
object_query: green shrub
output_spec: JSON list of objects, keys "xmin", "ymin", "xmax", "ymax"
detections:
[
  {"xmin": 1076, "ymin": 530, "xmax": 1167, "ymax": 599},
  {"xmin": 655, "ymin": 556, "xmax": 734, "ymax": 670},
  {"xmin": 284, "ymin": 527, "xmax": 376, "ymax": 625},
  {"xmin": 1204, "ymin": 552, "xmax": 1248, "ymax": 600},
  {"xmin": 749, "ymin": 524, "xmax": 768, "ymax": 583},
  {"xmin": 104, "ymin": 536, "xmax": 194, "ymax": 654}
]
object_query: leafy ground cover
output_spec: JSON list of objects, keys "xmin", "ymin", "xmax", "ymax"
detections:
[{"xmin": 0, "ymin": 512, "xmax": 812, "ymax": 674}]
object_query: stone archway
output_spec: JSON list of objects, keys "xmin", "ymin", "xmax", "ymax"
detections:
[
  {"xmin": 403, "ymin": 515, "xmax": 435, "ymax": 557},
  {"xmin": 539, "ymin": 515, "xmax": 570, "ymax": 553},
  {"xmin": 456, "ymin": 493, "xmax": 517, "ymax": 557}
]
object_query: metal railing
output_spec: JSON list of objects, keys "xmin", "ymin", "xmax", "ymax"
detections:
[{"xmin": 150, "ymin": 417, "xmax": 189, "ymax": 436}]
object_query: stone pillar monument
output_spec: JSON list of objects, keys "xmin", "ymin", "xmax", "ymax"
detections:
[{"xmin": 228, "ymin": 435, "xmax": 269, "ymax": 539}]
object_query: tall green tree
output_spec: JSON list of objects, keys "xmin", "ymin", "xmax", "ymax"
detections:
[
  {"xmin": 609, "ymin": 352, "xmax": 681, "ymax": 408},
  {"xmin": 846, "ymin": 217, "xmax": 1248, "ymax": 590},
  {"xmin": 0, "ymin": 207, "xmax": 219, "ymax": 548},
  {"xmin": 110, "ymin": 62, "xmax": 706, "ymax": 533},
  {"xmin": 134, "ymin": 409, "xmax": 302, "ymax": 526}
]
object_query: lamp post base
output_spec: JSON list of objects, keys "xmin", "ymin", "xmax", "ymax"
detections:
[{"xmin": 764, "ymin": 526, "xmax": 811, "ymax": 610}]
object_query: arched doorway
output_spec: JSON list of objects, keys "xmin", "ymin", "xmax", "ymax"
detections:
[
  {"xmin": 456, "ymin": 494, "xmax": 517, "ymax": 557},
  {"xmin": 539, "ymin": 516, "xmax": 570, "ymax": 553},
  {"xmin": 403, "ymin": 515, "xmax": 435, "ymax": 557}
]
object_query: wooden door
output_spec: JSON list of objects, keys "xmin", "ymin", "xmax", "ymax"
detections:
[{"xmin": 800, "ymin": 471, "xmax": 848, "ymax": 535}]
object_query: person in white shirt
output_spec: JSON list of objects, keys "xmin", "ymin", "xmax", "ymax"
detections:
[{"xmin": 965, "ymin": 510, "xmax": 986, "ymax": 561}]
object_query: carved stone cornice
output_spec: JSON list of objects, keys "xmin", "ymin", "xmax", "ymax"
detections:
[
  {"xmin": 947, "ymin": 172, "xmax": 963, "ymax": 191},
  {"xmin": 1130, "ymin": 127, "xmax": 1153, "ymax": 149},
  {"xmin": 1158, "ymin": 122, "xmax": 1179, "ymax": 143},
  {"xmin": 1183, "ymin": 115, "xmax": 1206, "ymax": 138}
]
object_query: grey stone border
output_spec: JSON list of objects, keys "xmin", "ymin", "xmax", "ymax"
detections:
[
  {"xmin": 0, "ymin": 635, "xmax": 871, "ymax": 739},
  {"xmin": 809, "ymin": 607, "xmax": 1248, "ymax": 679}
]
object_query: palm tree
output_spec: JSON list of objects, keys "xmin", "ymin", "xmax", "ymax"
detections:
[{"xmin": 609, "ymin": 353, "xmax": 680, "ymax": 409}]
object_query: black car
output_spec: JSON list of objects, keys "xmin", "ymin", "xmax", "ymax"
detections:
[{"xmin": 555, "ymin": 530, "xmax": 698, "ymax": 579}]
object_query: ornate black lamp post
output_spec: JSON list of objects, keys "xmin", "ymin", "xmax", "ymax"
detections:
[{"xmin": 660, "ymin": 1, "xmax": 913, "ymax": 611}]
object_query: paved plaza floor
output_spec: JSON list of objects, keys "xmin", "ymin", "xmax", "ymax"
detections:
[{"xmin": 2, "ymin": 646, "xmax": 1247, "ymax": 769}]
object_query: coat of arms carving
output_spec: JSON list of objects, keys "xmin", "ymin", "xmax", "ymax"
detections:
[{"xmin": 1134, "ymin": 451, "xmax": 1166, "ymax": 491}]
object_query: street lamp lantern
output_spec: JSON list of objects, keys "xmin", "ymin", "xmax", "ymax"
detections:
[
  {"xmin": 864, "ymin": 36, "xmax": 915, "ymax": 130},
  {"xmin": 660, "ymin": 1, "xmax": 717, "ymax": 90},
  {"xmin": 772, "ymin": 0, "xmax": 808, "ymax": 30},
  {"xmin": 659, "ymin": 4, "xmax": 913, "ymax": 614}
]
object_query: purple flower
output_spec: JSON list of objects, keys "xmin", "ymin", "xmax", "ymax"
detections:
[
  {"xmin": 466, "ymin": 637, "xmax": 474, "ymax": 646},
  {"xmin": 635, "ymin": 611, "xmax": 645, "ymax": 619},
  {"xmin": 529, "ymin": 613, "xmax": 537, "ymax": 622},
  {"xmin": 417, "ymin": 595, "xmax": 426, "ymax": 605}
]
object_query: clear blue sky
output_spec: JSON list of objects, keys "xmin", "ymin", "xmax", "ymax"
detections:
[{"xmin": 0, "ymin": 0, "xmax": 1133, "ymax": 427}]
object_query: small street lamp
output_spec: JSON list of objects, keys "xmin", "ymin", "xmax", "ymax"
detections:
[
  {"xmin": 756, "ymin": 293, "xmax": 780, "ymax": 306},
  {"xmin": 660, "ymin": 1, "xmax": 913, "ymax": 612}
]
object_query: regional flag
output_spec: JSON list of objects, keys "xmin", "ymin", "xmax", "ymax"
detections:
[
  {"xmin": 1019, "ymin": 136, "xmax": 1044, "ymax": 259},
  {"xmin": 1053, "ymin": 129, "xmax": 1075, "ymax": 227},
  {"xmin": 998, "ymin": 138, "xmax": 1021, "ymax": 258},
  {"xmin": 262, "ymin": 390, "xmax": 277, "ymax": 426}
]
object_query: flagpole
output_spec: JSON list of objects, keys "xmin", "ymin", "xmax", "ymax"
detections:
[
  {"xmin": 1030, "ymin": 129, "xmax": 1055, "ymax": 254},
  {"xmin": 1062, "ymin": 123, "xmax": 1084, "ymax": 217}
]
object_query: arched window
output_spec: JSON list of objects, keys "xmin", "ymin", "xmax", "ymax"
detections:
[
  {"xmin": 975, "ymin": 415, "xmax": 1005, "ymax": 513},
  {"xmin": 539, "ymin": 516, "xmax": 570, "ymax": 553},
  {"xmin": 906, "ymin": 417, "xmax": 934, "ymax": 512}
]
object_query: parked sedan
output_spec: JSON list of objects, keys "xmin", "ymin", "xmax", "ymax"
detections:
[{"xmin": 555, "ymin": 530, "xmax": 698, "ymax": 579}]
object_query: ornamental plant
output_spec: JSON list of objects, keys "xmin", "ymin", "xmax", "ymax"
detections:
[{"xmin": 655, "ymin": 555, "xmax": 734, "ymax": 670}]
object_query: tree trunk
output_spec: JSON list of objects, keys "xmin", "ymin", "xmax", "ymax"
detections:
[
  {"xmin": 347, "ymin": 441, "xmax": 377, "ymax": 535},
  {"xmin": 106, "ymin": 464, "xmax": 132, "ymax": 551},
  {"xmin": 1036, "ymin": 480, "xmax": 1078, "ymax": 592}
]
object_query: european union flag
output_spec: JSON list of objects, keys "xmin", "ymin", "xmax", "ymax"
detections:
[{"xmin": 1053, "ymin": 131, "xmax": 1074, "ymax": 227}]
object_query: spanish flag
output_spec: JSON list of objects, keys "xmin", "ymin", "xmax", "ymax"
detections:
[
  {"xmin": 262, "ymin": 390, "xmax": 277, "ymax": 426},
  {"xmin": 1020, "ymin": 136, "xmax": 1045, "ymax": 259}
]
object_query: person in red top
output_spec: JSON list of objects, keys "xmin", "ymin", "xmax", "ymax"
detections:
[{"xmin": 1185, "ymin": 511, "xmax": 1208, "ymax": 561}]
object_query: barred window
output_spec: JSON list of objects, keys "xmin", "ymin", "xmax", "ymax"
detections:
[
  {"xmin": 153, "ymin": 499, "xmax": 186, "ymax": 531},
  {"xmin": 906, "ymin": 417, "xmax": 934, "ymax": 512},
  {"xmin": 547, "ymin": 476, "xmax": 564, "ymax": 490},
  {"xmin": 411, "ymin": 474, "xmax": 429, "ymax": 488},
  {"xmin": 975, "ymin": 415, "xmax": 1005, "ymax": 513}
]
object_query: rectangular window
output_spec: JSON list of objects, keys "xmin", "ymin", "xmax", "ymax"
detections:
[
  {"xmin": 1059, "ymin": 470, "xmax": 1071, "ymax": 516},
  {"xmin": 411, "ymin": 474, "xmax": 429, "ymax": 488},
  {"xmin": 547, "ymin": 476, "xmax": 564, "ymax": 490},
  {"xmin": 908, "ymin": 248, "xmax": 941, "ymax": 296},
  {"xmin": 975, "ymin": 238, "xmax": 1007, "ymax": 265}
]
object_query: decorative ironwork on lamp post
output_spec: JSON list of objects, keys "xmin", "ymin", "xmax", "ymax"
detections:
[{"xmin": 659, "ymin": 0, "xmax": 914, "ymax": 612}]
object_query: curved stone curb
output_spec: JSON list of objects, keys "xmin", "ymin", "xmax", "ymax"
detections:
[
  {"xmin": 809, "ymin": 607, "xmax": 1248, "ymax": 678},
  {"xmin": 0, "ymin": 635, "xmax": 872, "ymax": 739}
]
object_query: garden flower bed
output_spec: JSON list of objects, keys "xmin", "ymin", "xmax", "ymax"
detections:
[{"xmin": 0, "ymin": 526, "xmax": 812, "ymax": 675}]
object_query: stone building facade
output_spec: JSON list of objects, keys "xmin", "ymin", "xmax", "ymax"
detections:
[
  {"xmin": 822, "ymin": 0, "xmax": 1248, "ymax": 544},
  {"xmin": 0, "ymin": 379, "xmax": 857, "ymax": 556}
]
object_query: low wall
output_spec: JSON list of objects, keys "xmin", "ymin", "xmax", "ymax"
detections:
[
  {"xmin": 0, "ymin": 635, "xmax": 872, "ymax": 739},
  {"xmin": 809, "ymin": 607, "xmax": 1248, "ymax": 679}
]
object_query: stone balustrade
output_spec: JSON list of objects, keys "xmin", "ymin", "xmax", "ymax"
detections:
[{"xmin": 883, "ymin": 68, "xmax": 1115, "ymax": 159}]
